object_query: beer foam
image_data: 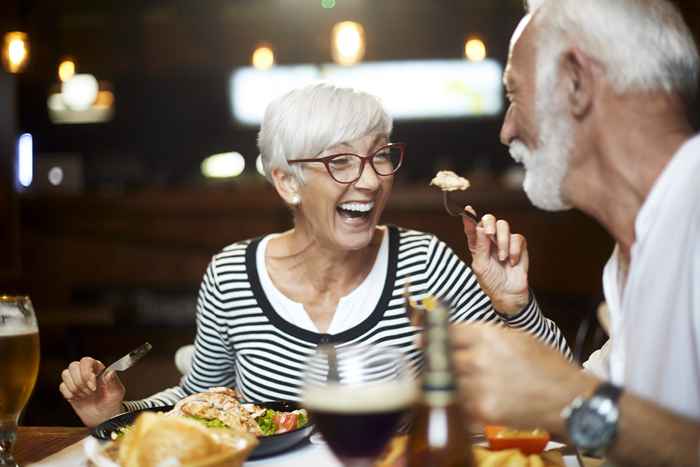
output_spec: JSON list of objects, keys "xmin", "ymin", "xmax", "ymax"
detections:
[
  {"xmin": 0, "ymin": 323, "xmax": 38, "ymax": 336},
  {"xmin": 302, "ymin": 381, "xmax": 418, "ymax": 413}
]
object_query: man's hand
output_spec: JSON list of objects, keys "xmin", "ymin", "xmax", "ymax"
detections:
[
  {"xmin": 463, "ymin": 209, "xmax": 530, "ymax": 315},
  {"xmin": 59, "ymin": 356, "xmax": 126, "ymax": 427},
  {"xmin": 451, "ymin": 323, "xmax": 598, "ymax": 434}
]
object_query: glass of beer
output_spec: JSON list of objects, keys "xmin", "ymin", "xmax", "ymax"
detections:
[
  {"xmin": 0, "ymin": 296, "xmax": 40, "ymax": 467},
  {"xmin": 301, "ymin": 344, "xmax": 417, "ymax": 467}
]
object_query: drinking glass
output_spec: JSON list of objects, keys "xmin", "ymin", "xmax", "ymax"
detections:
[
  {"xmin": 301, "ymin": 344, "xmax": 417, "ymax": 467},
  {"xmin": 0, "ymin": 296, "xmax": 40, "ymax": 467}
]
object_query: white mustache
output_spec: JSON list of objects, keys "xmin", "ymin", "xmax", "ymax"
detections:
[{"xmin": 509, "ymin": 140, "xmax": 530, "ymax": 165}]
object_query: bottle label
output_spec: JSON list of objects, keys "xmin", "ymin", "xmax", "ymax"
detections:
[{"xmin": 423, "ymin": 389, "xmax": 456, "ymax": 407}]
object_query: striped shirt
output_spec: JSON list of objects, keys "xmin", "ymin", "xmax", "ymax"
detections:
[{"xmin": 124, "ymin": 226, "xmax": 570, "ymax": 410}]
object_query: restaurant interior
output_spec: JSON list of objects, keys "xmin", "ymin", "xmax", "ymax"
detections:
[{"xmin": 1, "ymin": 0, "xmax": 698, "ymax": 428}]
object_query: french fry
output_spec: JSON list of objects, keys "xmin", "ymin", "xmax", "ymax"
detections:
[{"xmin": 479, "ymin": 449, "xmax": 527, "ymax": 467}]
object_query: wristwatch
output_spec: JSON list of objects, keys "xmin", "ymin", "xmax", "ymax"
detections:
[{"xmin": 561, "ymin": 382, "xmax": 623, "ymax": 457}]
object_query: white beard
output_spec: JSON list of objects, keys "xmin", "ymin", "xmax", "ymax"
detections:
[{"xmin": 509, "ymin": 95, "xmax": 574, "ymax": 212}]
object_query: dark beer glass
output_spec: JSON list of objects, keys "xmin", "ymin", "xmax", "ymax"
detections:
[{"xmin": 301, "ymin": 344, "xmax": 416, "ymax": 467}]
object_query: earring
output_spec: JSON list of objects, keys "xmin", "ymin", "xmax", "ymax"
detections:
[{"xmin": 290, "ymin": 195, "xmax": 300, "ymax": 205}]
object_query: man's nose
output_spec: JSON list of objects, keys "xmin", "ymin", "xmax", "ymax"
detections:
[{"xmin": 500, "ymin": 105, "xmax": 516, "ymax": 146}]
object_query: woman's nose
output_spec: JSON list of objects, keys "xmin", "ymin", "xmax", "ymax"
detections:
[{"xmin": 354, "ymin": 160, "xmax": 382, "ymax": 189}]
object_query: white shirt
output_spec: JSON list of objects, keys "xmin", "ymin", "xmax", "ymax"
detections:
[
  {"xmin": 256, "ymin": 229, "xmax": 389, "ymax": 334},
  {"xmin": 586, "ymin": 134, "xmax": 700, "ymax": 419}
]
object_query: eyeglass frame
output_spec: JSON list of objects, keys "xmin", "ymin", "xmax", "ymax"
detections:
[{"xmin": 287, "ymin": 142, "xmax": 406, "ymax": 184}]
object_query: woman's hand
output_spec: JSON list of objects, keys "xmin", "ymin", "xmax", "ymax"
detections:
[
  {"xmin": 462, "ymin": 208, "xmax": 530, "ymax": 316},
  {"xmin": 59, "ymin": 356, "xmax": 126, "ymax": 427}
]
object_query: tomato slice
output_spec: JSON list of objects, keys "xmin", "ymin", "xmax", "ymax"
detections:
[
  {"xmin": 274, "ymin": 412, "xmax": 298, "ymax": 434},
  {"xmin": 484, "ymin": 425, "xmax": 550, "ymax": 455}
]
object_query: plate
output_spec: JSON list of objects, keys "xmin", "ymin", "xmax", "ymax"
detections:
[{"xmin": 89, "ymin": 401, "xmax": 314, "ymax": 460}]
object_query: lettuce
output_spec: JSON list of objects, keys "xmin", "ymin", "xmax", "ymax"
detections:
[
  {"xmin": 257, "ymin": 410, "xmax": 277, "ymax": 436},
  {"xmin": 296, "ymin": 412, "xmax": 307, "ymax": 429},
  {"xmin": 186, "ymin": 415, "xmax": 228, "ymax": 429}
]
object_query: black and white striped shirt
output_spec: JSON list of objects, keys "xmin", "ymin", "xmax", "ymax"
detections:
[{"xmin": 124, "ymin": 226, "xmax": 570, "ymax": 410}]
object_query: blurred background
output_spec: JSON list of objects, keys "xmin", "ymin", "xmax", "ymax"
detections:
[{"xmin": 1, "ymin": 0, "xmax": 698, "ymax": 426}]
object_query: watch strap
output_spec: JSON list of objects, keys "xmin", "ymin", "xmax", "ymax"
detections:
[{"xmin": 594, "ymin": 382, "xmax": 623, "ymax": 402}]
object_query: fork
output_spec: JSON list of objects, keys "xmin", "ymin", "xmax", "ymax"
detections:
[
  {"xmin": 442, "ymin": 191, "xmax": 479, "ymax": 223},
  {"xmin": 96, "ymin": 342, "xmax": 152, "ymax": 380},
  {"xmin": 442, "ymin": 191, "xmax": 501, "ymax": 248}
]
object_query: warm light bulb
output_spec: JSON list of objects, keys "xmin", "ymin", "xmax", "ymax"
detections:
[
  {"xmin": 252, "ymin": 44, "xmax": 274, "ymax": 70},
  {"xmin": 61, "ymin": 74, "xmax": 99, "ymax": 111},
  {"xmin": 332, "ymin": 21, "xmax": 365, "ymax": 66},
  {"xmin": 201, "ymin": 152, "xmax": 246, "ymax": 178},
  {"xmin": 2, "ymin": 32, "xmax": 29, "ymax": 74},
  {"xmin": 464, "ymin": 37, "xmax": 486, "ymax": 62},
  {"xmin": 58, "ymin": 59, "xmax": 76, "ymax": 82}
]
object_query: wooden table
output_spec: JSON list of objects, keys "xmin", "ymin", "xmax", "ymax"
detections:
[
  {"xmin": 13, "ymin": 427, "xmax": 604, "ymax": 466},
  {"xmin": 15, "ymin": 427, "xmax": 88, "ymax": 465}
]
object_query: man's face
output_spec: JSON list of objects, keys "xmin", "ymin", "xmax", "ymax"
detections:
[{"xmin": 500, "ymin": 16, "xmax": 573, "ymax": 211}]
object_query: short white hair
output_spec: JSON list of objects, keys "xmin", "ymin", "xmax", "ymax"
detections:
[
  {"xmin": 257, "ymin": 82, "xmax": 393, "ymax": 183},
  {"xmin": 526, "ymin": 0, "xmax": 699, "ymax": 100}
]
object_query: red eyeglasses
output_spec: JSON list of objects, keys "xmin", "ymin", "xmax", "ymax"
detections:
[{"xmin": 288, "ymin": 143, "xmax": 405, "ymax": 184}]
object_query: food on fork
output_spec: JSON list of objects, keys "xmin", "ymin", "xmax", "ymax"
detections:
[{"xmin": 429, "ymin": 170, "xmax": 471, "ymax": 191}]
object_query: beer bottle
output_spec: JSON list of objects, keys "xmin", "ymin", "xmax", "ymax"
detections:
[{"xmin": 407, "ymin": 297, "xmax": 474, "ymax": 467}]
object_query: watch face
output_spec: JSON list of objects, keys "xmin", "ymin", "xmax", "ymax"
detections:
[{"xmin": 568, "ymin": 404, "xmax": 616, "ymax": 450}]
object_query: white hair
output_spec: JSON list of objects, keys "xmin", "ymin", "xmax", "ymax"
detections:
[
  {"xmin": 257, "ymin": 82, "xmax": 393, "ymax": 183},
  {"xmin": 526, "ymin": 0, "xmax": 699, "ymax": 100},
  {"xmin": 508, "ymin": 50, "xmax": 574, "ymax": 211}
]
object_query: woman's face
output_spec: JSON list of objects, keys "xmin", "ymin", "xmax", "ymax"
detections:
[{"xmin": 296, "ymin": 133, "xmax": 394, "ymax": 252}]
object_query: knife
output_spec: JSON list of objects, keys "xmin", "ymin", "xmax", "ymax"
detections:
[{"xmin": 97, "ymin": 342, "xmax": 152, "ymax": 380}]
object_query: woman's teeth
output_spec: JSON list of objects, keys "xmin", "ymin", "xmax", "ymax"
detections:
[{"xmin": 337, "ymin": 201, "xmax": 374, "ymax": 218}]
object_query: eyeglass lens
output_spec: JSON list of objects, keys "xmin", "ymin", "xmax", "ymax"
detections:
[{"xmin": 328, "ymin": 146, "xmax": 402, "ymax": 183}]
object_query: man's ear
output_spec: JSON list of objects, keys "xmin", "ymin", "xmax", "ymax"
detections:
[
  {"xmin": 560, "ymin": 47, "xmax": 596, "ymax": 118},
  {"xmin": 270, "ymin": 168, "xmax": 301, "ymax": 205}
]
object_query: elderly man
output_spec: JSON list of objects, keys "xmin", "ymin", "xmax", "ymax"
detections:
[{"xmin": 457, "ymin": 0, "xmax": 700, "ymax": 465}]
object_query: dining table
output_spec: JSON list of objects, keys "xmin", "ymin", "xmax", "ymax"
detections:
[{"xmin": 15, "ymin": 426, "xmax": 605, "ymax": 467}]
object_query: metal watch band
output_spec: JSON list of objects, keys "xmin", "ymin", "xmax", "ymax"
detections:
[{"xmin": 583, "ymin": 382, "xmax": 623, "ymax": 457}]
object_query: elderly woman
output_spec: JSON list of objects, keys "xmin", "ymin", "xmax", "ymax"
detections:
[{"xmin": 59, "ymin": 82, "xmax": 570, "ymax": 427}]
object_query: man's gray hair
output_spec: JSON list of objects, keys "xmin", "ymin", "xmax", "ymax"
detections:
[
  {"xmin": 257, "ymin": 82, "xmax": 393, "ymax": 183},
  {"xmin": 526, "ymin": 0, "xmax": 699, "ymax": 100}
]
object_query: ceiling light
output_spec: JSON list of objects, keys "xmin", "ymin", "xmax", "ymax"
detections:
[
  {"xmin": 464, "ymin": 37, "xmax": 486, "ymax": 62},
  {"xmin": 61, "ymin": 74, "xmax": 99, "ymax": 111},
  {"xmin": 58, "ymin": 58, "xmax": 76, "ymax": 82},
  {"xmin": 17, "ymin": 133, "xmax": 33, "ymax": 188},
  {"xmin": 201, "ymin": 152, "xmax": 245, "ymax": 179},
  {"xmin": 331, "ymin": 21, "xmax": 365, "ymax": 66},
  {"xmin": 2, "ymin": 32, "xmax": 29, "ymax": 74},
  {"xmin": 252, "ymin": 44, "xmax": 275, "ymax": 70}
]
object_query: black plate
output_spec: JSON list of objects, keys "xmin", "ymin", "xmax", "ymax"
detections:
[{"xmin": 90, "ymin": 401, "xmax": 314, "ymax": 460}]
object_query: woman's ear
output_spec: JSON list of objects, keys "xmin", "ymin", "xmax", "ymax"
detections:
[{"xmin": 271, "ymin": 168, "xmax": 301, "ymax": 206}]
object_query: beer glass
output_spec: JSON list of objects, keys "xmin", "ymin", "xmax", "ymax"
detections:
[
  {"xmin": 301, "ymin": 344, "xmax": 417, "ymax": 467},
  {"xmin": 0, "ymin": 296, "xmax": 40, "ymax": 467}
]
